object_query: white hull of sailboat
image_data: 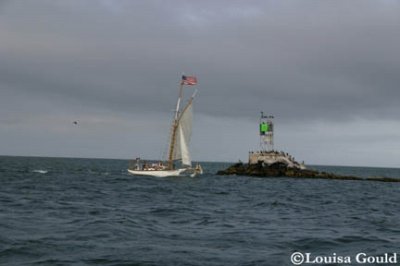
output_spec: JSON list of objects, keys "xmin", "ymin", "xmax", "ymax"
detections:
[{"xmin": 127, "ymin": 168, "xmax": 187, "ymax": 177}]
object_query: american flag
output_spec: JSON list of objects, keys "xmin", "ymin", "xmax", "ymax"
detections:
[{"xmin": 181, "ymin": 75, "xmax": 198, "ymax": 86}]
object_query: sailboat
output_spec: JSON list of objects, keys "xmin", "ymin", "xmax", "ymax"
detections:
[{"xmin": 127, "ymin": 75, "xmax": 203, "ymax": 177}]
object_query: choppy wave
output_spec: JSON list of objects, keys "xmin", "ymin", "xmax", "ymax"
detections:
[{"xmin": 1, "ymin": 156, "xmax": 400, "ymax": 265}]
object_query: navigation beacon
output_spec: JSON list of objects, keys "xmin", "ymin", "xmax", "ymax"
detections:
[{"xmin": 259, "ymin": 112, "xmax": 274, "ymax": 151}]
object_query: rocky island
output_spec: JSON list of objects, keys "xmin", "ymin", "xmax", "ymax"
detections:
[
  {"xmin": 217, "ymin": 150, "xmax": 400, "ymax": 183},
  {"xmin": 217, "ymin": 112, "xmax": 400, "ymax": 183}
]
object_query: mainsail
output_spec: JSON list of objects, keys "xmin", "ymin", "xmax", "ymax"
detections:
[
  {"xmin": 165, "ymin": 75, "xmax": 198, "ymax": 170},
  {"xmin": 172, "ymin": 101, "xmax": 193, "ymax": 166}
]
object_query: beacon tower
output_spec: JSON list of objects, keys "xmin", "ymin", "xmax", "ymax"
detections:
[{"xmin": 259, "ymin": 112, "xmax": 274, "ymax": 151}]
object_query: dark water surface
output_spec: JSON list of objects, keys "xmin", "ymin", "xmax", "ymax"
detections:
[{"xmin": 1, "ymin": 156, "xmax": 400, "ymax": 265}]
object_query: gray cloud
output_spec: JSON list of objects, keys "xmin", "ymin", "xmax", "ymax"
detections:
[{"xmin": 1, "ymin": 0, "xmax": 400, "ymax": 166}]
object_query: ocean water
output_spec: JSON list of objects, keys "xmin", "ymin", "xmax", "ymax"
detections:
[{"xmin": 1, "ymin": 156, "xmax": 400, "ymax": 266}]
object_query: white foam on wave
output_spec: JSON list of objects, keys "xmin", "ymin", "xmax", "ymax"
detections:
[{"xmin": 33, "ymin": 169, "xmax": 48, "ymax": 174}]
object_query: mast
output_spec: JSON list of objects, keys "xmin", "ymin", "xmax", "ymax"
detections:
[{"xmin": 167, "ymin": 83, "xmax": 184, "ymax": 169}]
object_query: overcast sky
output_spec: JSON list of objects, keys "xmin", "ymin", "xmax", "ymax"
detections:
[{"xmin": 1, "ymin": 0, "xmax": 400, "ymax": 167}]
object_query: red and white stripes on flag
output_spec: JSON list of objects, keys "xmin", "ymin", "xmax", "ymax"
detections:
[{"xmin": 181, "ymin": 75, "xmax": 197, "ymax": 85}]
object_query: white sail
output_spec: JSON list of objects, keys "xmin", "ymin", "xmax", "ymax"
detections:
[{"xmin": 173, "ymin": 102, "xmax": 193, "ymax": 166}]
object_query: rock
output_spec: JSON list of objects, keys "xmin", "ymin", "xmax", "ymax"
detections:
[{"xmin": 216, "ymin": 163, "xmax": 400, "ymax": 183}]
